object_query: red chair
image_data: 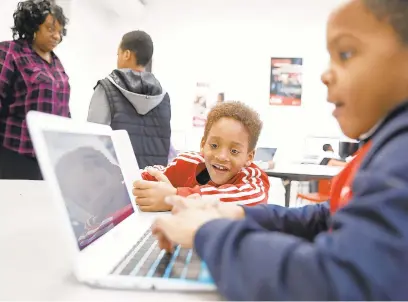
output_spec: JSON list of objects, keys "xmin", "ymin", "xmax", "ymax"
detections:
[
  {"xmin": 297, "ymin": 179, "xmax": 331, "ymax": 203},
  {"xmin": 297, "ymin": 158, "xmax": 345, "ymax": 204}
]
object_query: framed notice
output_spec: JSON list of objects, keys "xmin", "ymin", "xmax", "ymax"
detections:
[
  {"xmin": 269, "ymin": 57, "xmax": 303, "ymax": 106},
  {"xmin": 192, "ymin": 82, "xmax": 209, "ymax": 127}
]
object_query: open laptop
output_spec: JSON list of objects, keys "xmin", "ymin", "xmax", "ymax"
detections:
[
  {"xmin": 254, "ymin": 147, "xmax": 277, "ymax": 162},
  {"xmin": 26, "ymin": 111, "xmax": 215, "ymax": 291}
]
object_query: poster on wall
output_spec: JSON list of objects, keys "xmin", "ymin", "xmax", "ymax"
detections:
[
  {"xmin": 192, "ymin": 83, "xmax": 226, "ymax": 127},
  {"xmin": 269, "ymin": 57, "xmax": 303, "ymax": 106},
  {"xmin": 192, "ymin": 82, "xmax": 210, "ymax": 127}
]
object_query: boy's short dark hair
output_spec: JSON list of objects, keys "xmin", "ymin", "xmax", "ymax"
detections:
[
  {"xmin": 120, "ymin": 30, "xmax": 153, "ymax": 66},
  {"xmin": 323, "ymin": 144, "xmax": 333, "ymax": 152},
  {"xmin": 363, "ymin": 0, "xmax": 408, "ymax": 44},
  {"xmin": 203, "ymin": 101, "xmax": 263, "ymax": 151}
]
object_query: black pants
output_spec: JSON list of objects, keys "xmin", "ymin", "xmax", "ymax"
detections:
[{"xmin": 0, "ymin": 145, "xmax": 43, "ymax": 180}]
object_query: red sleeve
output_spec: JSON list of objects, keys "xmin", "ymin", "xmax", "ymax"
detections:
[
  {"xmin": 140, "ymin": 164, "xmax": 167, "ymax": 181},
  {"xmin": 178, "ymin": 165, "xmax": 270, "ymax": 206},
  {"xmin": 140, "ymin": 155, "xmax": 190, "ymax": 187}
]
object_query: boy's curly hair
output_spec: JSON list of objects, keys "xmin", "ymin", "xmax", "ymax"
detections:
[{"xmin": 203, "ymin": 101, "xmax": 263, "ymax": 151}]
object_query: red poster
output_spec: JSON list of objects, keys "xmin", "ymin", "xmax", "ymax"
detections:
[{"xmin": 269, "ymin": 57, "xmax": 303, "ymax": 106}]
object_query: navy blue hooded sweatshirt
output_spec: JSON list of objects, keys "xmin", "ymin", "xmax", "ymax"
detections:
[{"xmin": 194, "ymin": 101, "xmax": 408, "ymax": 300}]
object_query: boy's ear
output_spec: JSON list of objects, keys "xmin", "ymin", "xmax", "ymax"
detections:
[
  {"xmin": 246, "ymin": 149, "xmax": 255, "ymax": 167},
  {"xmin": 124, "ymin": 49, "xmax": 132, "ymax": 61},
  {"xmin": 200, "ymin": 137, "xmax": 206, "ymax": 153}
]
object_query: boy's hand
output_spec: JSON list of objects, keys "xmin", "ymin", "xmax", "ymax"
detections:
[
  {"xmin": 169, "ymin": 195, "xmax": 246, "ymax": 220},
  {"xmin": 171, "ymin": 194, "xmax": 211, "ymax": 213},
  {"xmin": 132, "ymin": 180, "xmax": 177, "ymax": 212},
  {"xmin": 146, "ymin": 167, "xmax": 171, "ymax": 183},
  {"xmin": 152, "ymin": 200, "xmax": 223, "ymax": 251}
]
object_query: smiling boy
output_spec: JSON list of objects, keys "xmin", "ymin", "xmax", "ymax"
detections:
[
  {"xmin": 132, "ymin": 101, "xmax": 270, "ymax": 211},
  {"xmin": 152, "ymin": 0, "xmax": 408, "ymax": 300}
]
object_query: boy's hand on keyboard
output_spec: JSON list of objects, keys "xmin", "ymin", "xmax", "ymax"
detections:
[
  {"xmin": 152, "ymin": 206, "xmax": 222, "ymax": 251},
  {"xmin": 132, "ymin": 179, "xmax": 177, "ymax": 212}
]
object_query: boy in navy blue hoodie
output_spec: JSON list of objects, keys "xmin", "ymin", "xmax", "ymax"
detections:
[{"xmin": 151, "ymin": 0, "xmax": 408, "ymax": 300}]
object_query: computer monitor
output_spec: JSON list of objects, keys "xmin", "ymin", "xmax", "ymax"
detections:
[{"xmin": 254, "ymin": 147, "xmax": 277, "ymax": 162}]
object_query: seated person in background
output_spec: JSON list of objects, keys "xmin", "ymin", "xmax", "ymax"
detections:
[
  {"xmin": 151, "ymin": 0, "xmax": 408, "ymax": 300},
  {"xmin": 323, "ymin": 143, "xmax": 334, "ymax": 153},
  {"xmin": 55, "ymin": 147, "xmax": 132, "ymax": 249},
  {"xmin": 87, "ymin": 30, "xmax": 171, "ymax": 169},
  {"xmin": 320, "ymin": 143, "xmax": 347, "ymax": 167},
  {"xmin": 132, "ymin": 101, "xmax": 270, "ymax": 212}
]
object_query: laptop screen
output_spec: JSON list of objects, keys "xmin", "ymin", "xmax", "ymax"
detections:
[
  {"xmin": 42, "ymin": 130, "xmax": 134, "ymax": 250},
  {"xmin": 254, "ymin": 147, "xmax": 277, "ymax": 162}
]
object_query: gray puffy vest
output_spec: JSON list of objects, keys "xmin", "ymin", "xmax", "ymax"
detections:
[{"xmin": 97, "ymin": 70, "xmax": 171, "ymax": 169}]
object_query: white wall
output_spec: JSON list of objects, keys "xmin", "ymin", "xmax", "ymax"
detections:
[
  {"xmin": 0, "ymin": 0, "xmax": 20, "ymax": 41},
  {"xmin": 142, "ymin": 0, "xmax": 347, "ymax": 152},
  {"xmin": 56, "ymin": 0, "xmax": 147, "ymax": 120},
  {"xmin": 1, "ymin": 0, "xmax": 348, "ymax": 154}
]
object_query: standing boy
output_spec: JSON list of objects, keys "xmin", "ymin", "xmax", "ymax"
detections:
[{"xmin": 88, "ymin": 30, "xmax": 171, "ymax": 169}]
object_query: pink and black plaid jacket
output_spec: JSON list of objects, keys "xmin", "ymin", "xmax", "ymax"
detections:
[{"xmin": 0, "ymin": 40, "xmax": 70, "ymax": 157}]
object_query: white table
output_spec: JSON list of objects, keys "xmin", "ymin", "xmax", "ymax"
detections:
[
  {"xmin": 0, "ymin": 180, "xmax": 221, "ymax": 301},
  {"xmin": 265, "ymin": 164, "xmax": 343, "ymax": 207}
]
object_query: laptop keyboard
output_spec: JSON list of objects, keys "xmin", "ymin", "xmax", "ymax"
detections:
[{"xmin": 111, "ymin": 229, "xmax": 212, "ymax": 282}]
